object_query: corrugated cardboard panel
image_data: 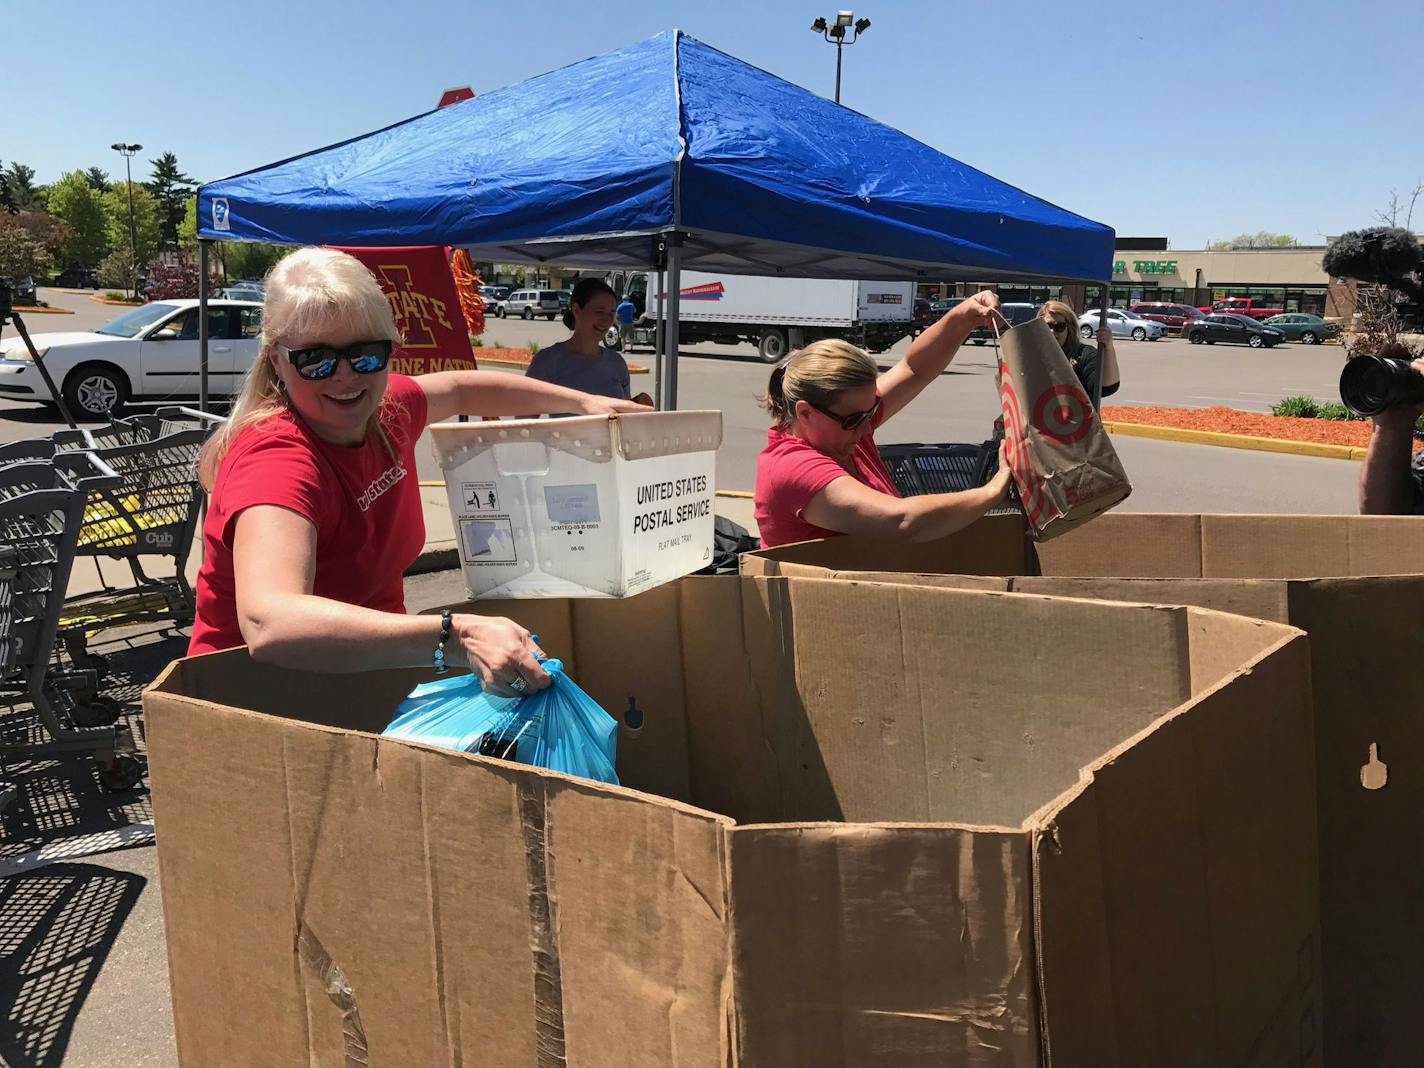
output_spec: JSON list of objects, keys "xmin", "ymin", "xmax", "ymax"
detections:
[
  {"xmin": 738, "ymin": 513, "xmax": 1034, "ymax": 578},
  {"xmin": 883, "ymin": 587, "xmax": 1193, "ymax": 828},
  {"xmin": 1009, "ymin": 577, "xmax": 1291, "ymax": 634},
  {"xmin": 677, "ymin": 576, "xmax": 801, "ymax": 823},
  {"xmin": 1037, "ymin": 627, "xmax": 1319, "ymax": 1066},
  {"xmin": 569, "ymin": 584, "xmax": 694, "ymax": 802},
  {"xmin": 1201, "ymin": 515, "xmax": 1351, "ymax": 578},
  {"xmin": 728, "ymin": 824, "xmax": 1038, "ymax": 1067},
  {"xmin": 820, "ymin": 571, "xmax": 1014, "ymax": 593},
  {"xmin": 546, "ymin": 780, "xmax": 733, "ymax": 1067},
  {"xmin": 1034, "ymin": 513, "xmax": 1204, "ymax": 577},
  {"xmin": 1344, "ymin": 516, "xmax": 1424, "ymax": 575},
  {"xmin": 1289, "ymin": 578, "xmax": 1424, "ymax": 1065}
]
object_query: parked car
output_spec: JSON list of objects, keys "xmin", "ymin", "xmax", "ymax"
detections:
[
  {"xmin": 1261, "ymin": 313, "xmax": 1339, "ymax": 345},
  {"xmin": 1194, "ymin": 297, "xmax": 1285, "ymax": 320},
  {"xmin": 1130, "ymin": 301, "xmax": 1203, "ymax": 332},
  {"xmin": 0, "ymin": 276, "xmax": 38, "ymax": 307},
  {"xmin": 1078, "ymin": 307, "xmax": 1167, "ymax": 341},
  {"xmin": 220, "ymin": 281, "xmax": 265, "ymax": 303},
  {"xmin": 1185, "ymin": 313, "xmax": 1284, "ymax": 348},
  {"xmin": 500, "ymin": 288, "xmax": 563, "ymax": 320},
  {"xmin": 0, "ymin": 298, "xmax": 263, "ymax": 417},
  {"xmin": 479, "ymin": 285, "xmax": 511, "ymax": 310},
  {"xmin": 54, "ymin": 266, "xmax": 100, "ymax": 289},
  {"xmin": 555, "ymin": 288, "xmax": 572, "ymax": 313}
]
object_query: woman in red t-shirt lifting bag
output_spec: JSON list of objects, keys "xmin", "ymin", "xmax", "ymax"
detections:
[
  {"xmin": 754, "ymin": 290, "xmax": 1012, "ymax": 549},
  {"xmin": 189, "ymin": 249, "xmax": 647, "ymax": 695}
]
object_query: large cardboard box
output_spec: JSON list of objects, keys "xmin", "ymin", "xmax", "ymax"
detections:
[
  {"xmin": 431, "ymin": 411, "xmax": 722, "ymax": 599},
  {"xmin": 744, "ymin": 512, "xmax": 1424, "ymax": 1064},
  {"xmin": 146, "ymin": 576, "xmax": 1319, "ymax": 1066}
]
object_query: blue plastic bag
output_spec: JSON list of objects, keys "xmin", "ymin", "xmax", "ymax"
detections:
[{"xmin": 382, "ymin": 658, "xmax": 619, "ymax": 785}]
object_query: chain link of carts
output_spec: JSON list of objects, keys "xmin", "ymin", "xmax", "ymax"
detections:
[{"xmin": 0, "ymin": 407, "xmax": 223, "ymax": 812}]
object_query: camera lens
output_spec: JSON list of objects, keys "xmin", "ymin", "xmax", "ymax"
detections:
[{"xmin": 1340, "ymin": 356, "xmax": 1424, "ymax": 417}]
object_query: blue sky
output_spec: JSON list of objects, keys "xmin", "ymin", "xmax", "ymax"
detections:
[{"xmin": 9, "ymin": 0, "xmax": 1422, "ymax": 249}]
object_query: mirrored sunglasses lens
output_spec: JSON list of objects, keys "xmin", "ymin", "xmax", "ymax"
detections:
[
  {"xmin": 301, "ymin": 357, "xmax": 338, "ymax": 379},
  {"xmin": 351, "ymin": 354, "xmax": 385, "ymax": 373}
]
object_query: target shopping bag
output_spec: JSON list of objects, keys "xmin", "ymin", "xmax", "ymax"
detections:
[
  {"xmin": 995, "ymin": 317, "xmax": 1131, "ymax": 540},
  {"xmin": 382, "ymin": 657, "xmax": 620, "ymax": 785}
]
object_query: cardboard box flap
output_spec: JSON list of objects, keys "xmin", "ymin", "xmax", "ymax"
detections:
[
  {"xmin": 681, "ymin": 576, "xmax": 1195, "ymax": 830},
  {"xmin": 1034, "ymin": 513, "xmax": 1205, "ymax": 578},
  {"xmin": 1034, "ymin": 625, "xmax": 1318, "ymax": 1065},
  {"xmin": 728, "ymin": 823, "xmax": 1038, "ymax": 1066}
]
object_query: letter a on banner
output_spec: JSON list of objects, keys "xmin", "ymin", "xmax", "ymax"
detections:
[{"xmin": 330, "ymin": 245, "xmax": 478, "ymax": 376}]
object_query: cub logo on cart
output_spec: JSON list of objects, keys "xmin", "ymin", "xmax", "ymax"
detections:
[
  {"xmin": 143, "ymin": 529, "xmax": 175, "ymax": 550},
  {"xmin": 1032, "ymin": 383, "xmax": 1095, "ymax": 445}
]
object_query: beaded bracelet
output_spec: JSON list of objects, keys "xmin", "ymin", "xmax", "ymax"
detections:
[{"xmin": 433, "ymin": 610, "xmax": 452, "ymax": 674}]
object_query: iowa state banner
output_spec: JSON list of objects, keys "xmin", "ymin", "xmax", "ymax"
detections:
[{"xmin": 333, "ymin": 246, "xmax": 477, "ymax": 374}]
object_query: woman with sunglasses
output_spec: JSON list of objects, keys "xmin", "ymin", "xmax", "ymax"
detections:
[
  {"xmin": 1038, "ymin": 299, "xmax": 1120, "ymax": 403},
  {"xmin": 188, "ymin": 248, "xmax": 647, "ymax": 696},
  {"xmin": 753, "ymin": 292, "xmax": 1012, "ymax": 548}
]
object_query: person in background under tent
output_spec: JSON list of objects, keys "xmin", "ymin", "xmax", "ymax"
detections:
[{"xmin": 526, "ymin": 278, "xmax": 653, "ymax": 407}]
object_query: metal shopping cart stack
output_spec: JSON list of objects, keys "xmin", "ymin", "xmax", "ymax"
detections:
[
  {"xmin": 53, "ymin": 407, "xmax": 224, "ymax": 673},
  {"xmin": 0, "ymin": 456, "xmax": 140, "ymax": 805}
]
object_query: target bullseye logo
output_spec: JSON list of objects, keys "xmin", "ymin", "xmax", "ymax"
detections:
[
  {"xmin": 1032, "ymin": 384, "xmax": 1094, "ymax": 445},
  {"xmin": 998, "ymin": 368, "xmax": 1045, "ymax": 523}
]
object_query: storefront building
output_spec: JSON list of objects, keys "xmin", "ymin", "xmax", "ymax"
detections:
[{"xmin": 919, "ymin": 238, "xmax": 1355, "ymax": 318}]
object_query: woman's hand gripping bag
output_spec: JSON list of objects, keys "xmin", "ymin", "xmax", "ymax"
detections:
[{"xmin": 995, "ymin": 317, "xmax": 1132, "ymax": 540}]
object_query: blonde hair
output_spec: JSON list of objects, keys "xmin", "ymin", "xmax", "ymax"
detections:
[
  {"xmin": 1039, "ymin": 299, "xmax": 1083, "ymax": 359},
  {"xmin": 760, "ymin": 338, "xmax": 879, "ymax": 428},
  {"xmin": 198, "ymin": 248, "xmax": 403, "ymax": 489}
]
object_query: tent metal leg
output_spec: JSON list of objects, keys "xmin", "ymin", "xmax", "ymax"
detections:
[
  {"xmin": 664, "ymin": 248, "xmax": 682, "ymax": 410},
  {"xmin": 199, "ymin": 240, "xmax": 211, "ymax": 415}
]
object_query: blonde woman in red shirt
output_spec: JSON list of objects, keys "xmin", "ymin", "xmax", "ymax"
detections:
[
  {"xmin": 754, "ymin": 291, "xmax": 1011, "ymax": 548},
  {"xmin": 190, "ymin": 248, "xmax": 646, "ymax": 695}
]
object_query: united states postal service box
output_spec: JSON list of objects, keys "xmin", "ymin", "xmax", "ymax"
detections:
[
  {"xmin": 431, "ymin": 411, "xmax": 722, "ymax": 599},
  {"xmin": 744, "ymin": 511, "xmax": 1424, "ymax": 1064},
  {"xmin": 145, "ymin": 575, "xmax": 1319, "ymax": 1066}
]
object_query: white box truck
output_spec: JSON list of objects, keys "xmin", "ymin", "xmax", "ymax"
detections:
[{"xmin": 603, "ymin": 269, "xmax": 916, "ymax": 362}]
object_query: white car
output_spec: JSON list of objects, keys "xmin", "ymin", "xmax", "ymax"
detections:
[
  {"xmin": 0, "ymin": 299, "xmax": 263, "ymax": 417},
  {"xmin": 1078, "ymin": 308, "xmax": 1167, "ymax": 341}
]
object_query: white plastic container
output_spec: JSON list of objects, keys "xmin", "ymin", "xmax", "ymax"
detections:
[{"xmin": 431, "ymin": 411, "xmax": 723, "ymax": 599}]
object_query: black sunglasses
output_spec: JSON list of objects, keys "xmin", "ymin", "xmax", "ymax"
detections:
[
  {"xmin": 807, "ymin": 395, "xmax": 882, "ymax": 431},
  {"xmin": 285, "ymin": 340, "xmax": 393, "ymax": 380},
  {"xmin": 1045, "ymin": 320, "xmax": 1069, "ymax": 333}
]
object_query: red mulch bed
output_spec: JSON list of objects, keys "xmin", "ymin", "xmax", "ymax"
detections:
[
  {"xmin": 1102, "ymin": 404, "xmax": 1423, "ymax": 451},
  {"xmin": 470, "ymin": 346, "xmax": 534, "ymax": 365}
]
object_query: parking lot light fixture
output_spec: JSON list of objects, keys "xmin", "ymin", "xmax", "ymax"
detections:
[
  {"xmin": 810, "ymin": 10, "xmax": 870, "ymax": 104},
  {"xmin": 111, "ymin": 142, "xmax": 143, "ymax": 300}
]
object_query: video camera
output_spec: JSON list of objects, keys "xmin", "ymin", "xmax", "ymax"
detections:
[{"xmin": 1340, "ymin": 346, "xmax": 1424, "ymax": 417}]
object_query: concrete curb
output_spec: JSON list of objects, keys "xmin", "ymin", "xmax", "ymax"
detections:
[
  {"xmin": 1103, "ymin": 420, "xmax": 1368, "ymax": 461},
  {"xmin": 90, "ymin": 295, "xmax": 144, "ymax": 306},
  {"xmin": 12, "ymin": 305, "xmax": 73, "ymax": 315}
]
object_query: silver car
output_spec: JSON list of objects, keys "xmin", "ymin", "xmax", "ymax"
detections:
[
  {"xmin": 499, "ymin": 288, "xmax": 563, "ymax": 320},
  {"xmin": 1078, "ymin": 308, "xmax": 1167, "ymax": 341}
]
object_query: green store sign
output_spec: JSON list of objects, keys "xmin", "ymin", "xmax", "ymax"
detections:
[{"xmin": 1113, "ymin": 259, "xmax": 1179, "ymax": 276}]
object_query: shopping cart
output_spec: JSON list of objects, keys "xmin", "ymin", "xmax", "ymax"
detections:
[
  {"xmin": 0, "ymin": 458, "xmax": 140, "ymax": 795},
  {"xmin": 55, "ymin": 412, "xmax": 221, "ymax": 672}
]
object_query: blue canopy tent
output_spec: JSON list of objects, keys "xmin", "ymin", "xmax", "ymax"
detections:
[{"xmin": 196, "ymin": 30, "xmax": 1113, "ymax": 409}]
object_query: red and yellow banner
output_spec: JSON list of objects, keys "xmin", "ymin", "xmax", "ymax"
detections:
[{"xmin": 332, "ymin": 245, "xmax": 477, "ymax": 375}]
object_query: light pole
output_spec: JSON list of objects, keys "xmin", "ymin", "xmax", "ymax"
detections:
[
  {"xmin": 810, "ymin": 11, "xmax": 871, "ymax": 104},
  {"xmin": 110, "ymin": 142, "xmax": 142, "ymax": 297}
]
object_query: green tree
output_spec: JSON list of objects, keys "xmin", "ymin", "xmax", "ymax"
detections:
[
  {"xmin": 218, "ymin": 240, "xmax": 288, "ymax": 282},
  {"xmin": 1207, "ymin": 231, "xmax": 1299, "ymax": 250},
  {"xmin": 178, "ymin": 195, "xmax": 197, "ymax": 248},
  {"xmin": 0, "ymin": 226, "xmax": 54, "ymax": 280},
  {"xmin": 97, "ymin": 248, "xmax": 138, "ymax": 291},
  {"xmin": 84, "ymin": 167, "xmax": 111, "ymax": 192},
  {"xmin": 47, "ymin": 171, "xmax": 110, "ymax": 265},
  {"xmin": 2, "ymin": 163, "xmax": 44, "ymax": 212},
  {"xmin": 147, "ymin": 151, "xmax": 195, "ymax": 250},
  {"xmin": 102, "ymin": 182, "xmax": 161, "ymax": 267}
]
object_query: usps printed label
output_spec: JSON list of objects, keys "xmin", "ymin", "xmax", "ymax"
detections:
[
  {"xmin": 460, "ymin": 517, "xmax": 517, "ymax": 564},
  {"xmin": 211, "ymin": 198, "xmax": 231, "ymax": 232},
  {"xmin": 544, "ymin": 484, "xmax": 601, "ymax": 530},
  {"xmin": 460, "ymin": 481, "xmax": 500, "ymax": 515}
]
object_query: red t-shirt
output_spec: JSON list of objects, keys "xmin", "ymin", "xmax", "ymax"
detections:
[
  {"xmin": 753, "ymin": 405, "xmax": 900, "ymax": 548},
  {"xmin": 188, "ymin": 374, "xmax": 429, "ymax": 656}
]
